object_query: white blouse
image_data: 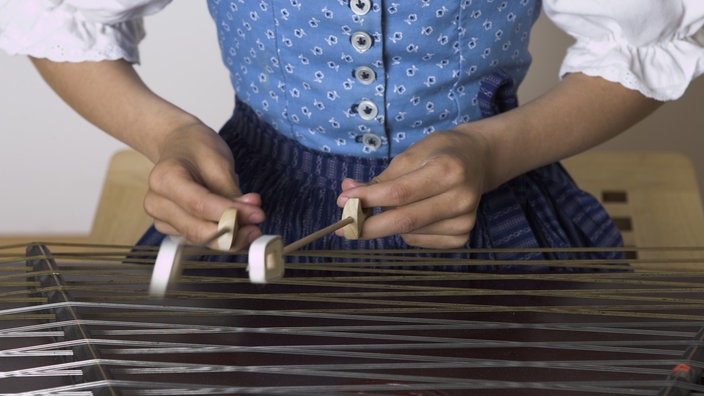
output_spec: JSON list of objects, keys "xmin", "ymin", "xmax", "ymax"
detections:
[
  {"xmin": 1, "ymin": 0, "xmax": 703, "ymax": 101},
  {"xmin": 545, "ymin": 1, "xmax": 704, "ymax": 101},
  {"xmin": 0, "ymin": 0, "xmax": 171, "ymax": 63}
]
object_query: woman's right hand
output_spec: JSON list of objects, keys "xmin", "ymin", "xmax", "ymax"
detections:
[
  {"xmin": 144, "ymin": 122, "xmax": 265, "ymax": 250},
  {"xmin": 28, "ymin": 58, "xmax": 264, "ymax": 249}
]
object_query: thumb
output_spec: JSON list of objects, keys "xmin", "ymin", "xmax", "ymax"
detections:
[
  {"xmin": 341, "ymin": 174, "xmax": 384, "ymax": 191},
  {"xmin": 340, "ymin": 177, "xmax": 368, "ymax": 192}
]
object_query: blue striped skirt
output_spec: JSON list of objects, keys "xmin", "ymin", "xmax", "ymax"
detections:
[{"xmin": 138, "ymin": 99, "xmax": 624, "ymax": 272}]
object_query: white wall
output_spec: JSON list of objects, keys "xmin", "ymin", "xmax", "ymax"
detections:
[
  {"xmin": 0, "ymin": 2, "xmax": 232, "ymax": 235},
  {"xmin": 1, "ymin": 3, "xmax": 702, "ymax": 236}
]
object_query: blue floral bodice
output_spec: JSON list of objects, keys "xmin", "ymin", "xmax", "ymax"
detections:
[{"xmin": 207, "ymin": 0, "xmax": 540, "ymax": 158}]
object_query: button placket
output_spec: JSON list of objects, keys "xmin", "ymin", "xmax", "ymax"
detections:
[
  {"xmin": 347, "ymin": 1, "xmax": 385, "ymax": 152},
  {"xmin": 353, "ymin": 65, "xmax": 376, "ymax": 85},
  {"xmin": 357, "ymin": 99, "xmax": 378, "ymax": 120},
  {"xmin": 350, "ymin": 31, "xmax": 373, "ymax": 53},
  {"xmin": 350, "ymin": 0, "xmax": 372, "ymax": 16},
  {"xmin": 361, "ymin": 132, "xmax": 382, "ymax": 150}
]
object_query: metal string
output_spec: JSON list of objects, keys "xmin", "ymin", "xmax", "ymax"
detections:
[{"xmin": 2, "ymin": 243, "xmax": 704, "ymax": 395}]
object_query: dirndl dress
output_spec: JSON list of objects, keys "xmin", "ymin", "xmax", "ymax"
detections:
[
  {"xmin": 137, "ymin": 95, "xmax": 624, "ymax": 272},
  {"xmin": 138, "ymin": 0, "xmax": 624, "ymax": 272}
]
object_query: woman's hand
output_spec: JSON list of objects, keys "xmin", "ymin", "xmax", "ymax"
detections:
[
  {"xmin": 335, "ymin": 74, "xmax": 662, "ymax": 249},
  {"xmin": 336, "ymin": 128, "xmax": 491, "ymax": 249},
  {"xmin": 29, "ymin": 58, "xmax": 266, "ymax": 250},
  {"xmin": 144, "ymin": 122, "xmax": 265, "ymax": 250}
]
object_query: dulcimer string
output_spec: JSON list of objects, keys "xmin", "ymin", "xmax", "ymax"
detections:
[
  {"xmin": 2, "ymin": 242, "xmax": 704, "ymax": 322},
  {"xmin": 1, "ymin": 242, "xmax": 703, "ymax": 394}
]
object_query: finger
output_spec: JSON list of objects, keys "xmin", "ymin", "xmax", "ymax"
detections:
[
  {"xmin": 339, "ymin": 156, "xmax": 463, "ymax": 209},
  {"xmin": 233, "ymin": 193, "xmax": 266, "ymax": 224},
  {"xmin": 145, "ymin": 189, "xmax": 264, "ymax": 246},
  {"xmin": 334, "ymin": 210, "xmax": 475, "ymax": 241},
  {"xmin": 358, "ymin": 190, "xmax": 477, "ymax": 240},
  {"xmin": 236, "ymin": 192, "xmax": 262, "ymax": 206},
  {"xmin": 152, "ymin": 219, "xmax": 178, "ymax": 236},
  {"xmin": 146, "ymin": 187, "xmax": 265, "ymax": 231},
  {"xmin": 403, "ymin": 212, "xmax": 476, "ymax": 236},
  {"xmin": 149, "ymin": 160, "xmax": 264, "ymax": 224},
  {"xmin": 400, "ymin": 233, "xmax": 470, "ymax": 249},
  {"xmin": 152, "ymin": 204, "xmax": 261, "ymax": 250},
  {"xmin": 340, "ymin": 177, "xmax": 367, "ymax": 192},
  {"xmin": 148, "ymin": 196, "xmax": 220, "ymax": 244}
]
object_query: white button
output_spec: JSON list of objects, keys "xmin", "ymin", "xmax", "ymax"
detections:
[
  {"xmin": 350, "ymin": 0, "xmax": 372, "ymax": 15},
  {"xmin": 351, "ymin": 31, "xmax": 373, "ymax": 53},
  {"xmin": 362, "ymin": 133, "xmax": 383, "ymax": 150},
  {"xmin": 357, "ymin": 99, "xmax": 378, "ymax": 120},
  {"xmin": 353, "ymin": 66, "xmax": 376, "ymax": 85}
]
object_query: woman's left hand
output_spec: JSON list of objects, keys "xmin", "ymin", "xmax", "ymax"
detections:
[
  {"xmin": 336, "ymin": 127, "xmax": 490, "ymax": 249},
  {"xmin": 336, "ymin": 73, "xmax": 663, "ymax": 249}
]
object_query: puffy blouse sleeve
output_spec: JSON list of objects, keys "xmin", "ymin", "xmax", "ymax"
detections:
[
  {"xmin": 0, "ymin": 0, "xmax": 171, "ymax": 63},
  {"xmin": 543, "ymin": 0, "xmax": 704, "ymax": 101}
]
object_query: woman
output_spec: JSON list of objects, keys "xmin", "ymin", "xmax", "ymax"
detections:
[{"xmin": 1, "ymin": 1, "xmax": 702, "ymax": 269}]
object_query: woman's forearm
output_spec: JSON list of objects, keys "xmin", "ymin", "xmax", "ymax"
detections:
[
  {"xmin": 467, "ymin": 73, "xmax": 663, "ymax": 191},
  {"xmin": 30, "ymin": 57, "xmax": 267, "ymax": 248},
  {"xmin": 30, "ymin": 57, "xmax": 201, "ymax": 163}
]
